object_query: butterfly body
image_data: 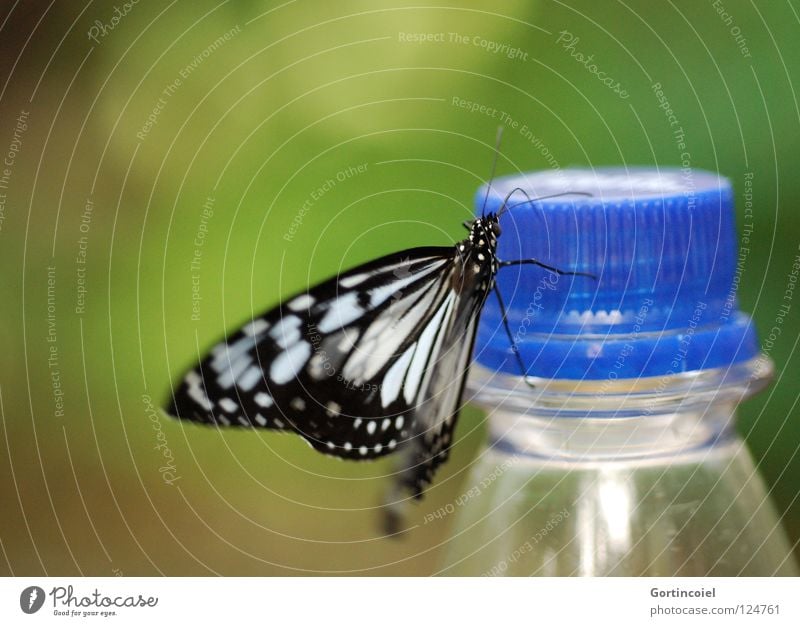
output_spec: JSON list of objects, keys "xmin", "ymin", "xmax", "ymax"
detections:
[{"xmin": 167, "ymin": 214, "xmax": 505, "ymax": 498}]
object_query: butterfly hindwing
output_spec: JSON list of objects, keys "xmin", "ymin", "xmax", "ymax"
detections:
[
  {"xmin": 386, "ymin": 246, "xmax": 492, "ymax": 496},
  {"xmin": 394, "ymin": 310, "xmax": 483, "ymax": 496}
]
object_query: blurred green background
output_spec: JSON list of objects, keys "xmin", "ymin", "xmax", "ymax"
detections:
[{"xmin": 0, "ymin": 0, "xmax": 798, "ymax": 575}]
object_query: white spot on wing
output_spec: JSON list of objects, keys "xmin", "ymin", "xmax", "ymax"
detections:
[
  {"xmin": 185, "ymin": 371, "xmax": 213, "ymax": 411},
  {"xmin": 288, "ymin": 294, "xmax": 315, "ymax": 311},
  {"xmin": 336, "ymin": 327, "xmax": 360, "ymax": 352},
  {"xmin": 269, "ymin": 341, "xmax": 311, "ymax": 384},
  {"xmin": 217, "ymin": 354, "xmax": 252, "ymax": 389},
  {"xmin": 307, "ymin": 353, "xmax": 328, "ymax": 380},
  {"xmin": 254, "ymin": 392, "xmax": 273, "ymax": 408},
  {"xmin": 210, "ymin": 334, "xmax": 258, "ymax": 373},
  {"xmin": 317, "ymin": 292, "xmax": 363, "ymax": 333},
  {"xmin": 339, "ymin": 272, "xmax": 370, "ymax": 288},
  {"xmin": 270, "ymin": 315, "xmax": 302, "ymax": 349},
  {"xmin": 255, "ymin": 413, "xmax": 268, "ymax": 426},
  {"xmin": 242, "ymin": 318, "xmax": 269, "ymax": 337},
  {"xmin": 237, "ymin": 366, "xmax": 263, "ymax": 391},
  {"xmin": 219, "ymin": 397, "xmax": 238, "ymax": 413},
  {"xmin": 270, "ymin": 315, "xmax": 301, "ymax": 337}
]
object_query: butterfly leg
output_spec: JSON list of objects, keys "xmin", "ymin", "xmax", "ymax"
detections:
[
  {"xmin": 492, "ymin": 285, "xmax": 536, "ymax": 387},
  {"xmin": 499, "ymin": 258, "xmax": 596, "ymax": 280}
]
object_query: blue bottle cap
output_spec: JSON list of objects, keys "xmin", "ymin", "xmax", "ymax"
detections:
[{"xmin": 474, "ymin": 167, "xmax": 759, "ymax": 379}]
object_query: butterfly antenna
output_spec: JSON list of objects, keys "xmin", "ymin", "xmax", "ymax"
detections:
[
  {"xmin": 480, "ymin": 126, "xmax": 504, "ymax": 218},
  {"xmin": 496, "ymin": 190, "xmax": 593, "ymax": 218}
]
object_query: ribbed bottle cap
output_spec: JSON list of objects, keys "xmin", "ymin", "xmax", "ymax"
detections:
[{"xmin": 474, "ymin": 167, "xmax": 759, "ymax": 379}]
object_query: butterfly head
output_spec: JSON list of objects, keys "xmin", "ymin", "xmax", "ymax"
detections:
[{"xmin": 463, "ymin": 215, "xmax": 501, "ymax": 248}]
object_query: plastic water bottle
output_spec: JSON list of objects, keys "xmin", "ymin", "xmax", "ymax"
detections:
[{"xmin": 440, "ymin": 168, "xmax": 798, "ymax": 576}]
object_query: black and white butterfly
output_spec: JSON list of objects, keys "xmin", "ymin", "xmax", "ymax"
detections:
[{"xmin": 165, "ymin": 141, "xmax": 592, "ymax": 503}]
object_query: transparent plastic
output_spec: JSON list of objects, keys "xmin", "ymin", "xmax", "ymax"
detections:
[{"xmin": 440, "ymin": 357, "xmax": 798, "ymax": 576}]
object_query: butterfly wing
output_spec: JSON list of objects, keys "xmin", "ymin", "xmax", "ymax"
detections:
[
  {"xmin": 166, "ymin": 247, "xmax": 465, "ymax": 464},
  {"xmin": 385, "ymin": 259, "xmax": 490, "ymax": 498}
]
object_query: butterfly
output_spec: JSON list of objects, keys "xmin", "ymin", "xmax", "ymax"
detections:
[{"xmin": 164, "ymin": 136, "xmax": 593, "ymax": 506}]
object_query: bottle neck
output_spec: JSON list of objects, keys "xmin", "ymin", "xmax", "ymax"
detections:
[{"xmin": 466, "ymin": 356, "xmax": 773, "ymax": 463}]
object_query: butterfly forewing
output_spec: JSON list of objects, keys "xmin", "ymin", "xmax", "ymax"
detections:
[{"xmin": 168, "ymin": 247, "xmax": 457, "ymax": 459}]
